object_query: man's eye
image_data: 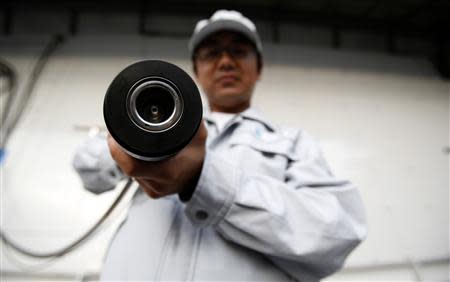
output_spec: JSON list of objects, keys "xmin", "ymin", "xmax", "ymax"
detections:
[
  {"xmin": 230, "ymin": 48, "xmax": 248, "ymax": 57},
  {"xmin": 199, "ymin": 49, "xmax": 219, "ymax": 59},
  {"xmin": 207, "ymin": 50, "xmax": 221, "ymax": 58}
]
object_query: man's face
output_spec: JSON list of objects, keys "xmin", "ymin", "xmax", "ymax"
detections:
[{"xmin": 194, "ymin": 31, "xmax": 261, "ymax": 113}]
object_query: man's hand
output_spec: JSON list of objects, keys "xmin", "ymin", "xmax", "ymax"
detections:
[{"xmin": 107, "ymin": 122, "xmax": 207, "ymax": 199}]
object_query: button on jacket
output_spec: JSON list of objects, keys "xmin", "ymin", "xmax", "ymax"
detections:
[{"xmin": 73, "ymin": 108, "xmax": 367, "ymax": 281}]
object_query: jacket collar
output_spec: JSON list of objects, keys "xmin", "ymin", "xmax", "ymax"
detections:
[{"xmin": 204, "ymin": 107, "xmax": 276, "ymax": 132}]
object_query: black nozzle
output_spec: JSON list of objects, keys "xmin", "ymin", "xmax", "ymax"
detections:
[{"xmin": 104, "ymin": 60, "xmax": 203, "ymax": 161}]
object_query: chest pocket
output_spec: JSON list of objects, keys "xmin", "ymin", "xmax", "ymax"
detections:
[{"xmin": 227, "ymin": 131, "xmax": 298, "ymax": 179}]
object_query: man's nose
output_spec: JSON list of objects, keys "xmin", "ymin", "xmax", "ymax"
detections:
[{"xmin": 217, "ymin": 51, "xmax": 236, "ymax": 70}]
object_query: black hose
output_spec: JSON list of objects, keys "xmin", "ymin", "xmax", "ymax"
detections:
[
  {"xmin": 0, "ymin": 59, "xmax": 17, "ymax": 124},
  {"xmin": 0, "ymin": 178, "xmax": 134, "ymax": 258},
  {"xmin": 1, "ymin": 34, "xmax": 135, "ymax": 260},
  {"xmin": 1, "ymin": 34, "xmax": 64, "ymax": 149}
]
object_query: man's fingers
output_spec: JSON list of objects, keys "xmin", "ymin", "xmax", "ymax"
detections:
[
  {"xmin": 192, "ymin": 121, "xmax": 208, "ymax": 145},
  {"xmin": 135, "ymin": 178, "xmax": 165, "ymax": 199},
  {"xmin": 107, "ymin": 135, "xmax": 162, "ymax": 177},
  {"xmin": 107, "ymin": 135, "xmax": 133, "ymax": 168},
  {"xmin": 106, "ymin": 124, "xmax": 206, "ymax": 199}
]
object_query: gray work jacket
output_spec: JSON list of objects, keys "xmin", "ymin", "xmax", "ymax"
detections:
[{"xmin": 73, "ymin": 108, "xmax": 367, "ymax": 281}]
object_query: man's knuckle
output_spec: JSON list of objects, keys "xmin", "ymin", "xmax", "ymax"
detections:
[{"xmin": 122, "ymin": 163, "xmax": 137, "ymax": 176}]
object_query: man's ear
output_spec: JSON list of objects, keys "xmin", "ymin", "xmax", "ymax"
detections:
[
  {"xmin": 256, "ymin": 55, "xmax": 263, "ymax": 77},
  {"xmin": 257, "ymin": 61, "xmax": 263, "ymax": 80}
]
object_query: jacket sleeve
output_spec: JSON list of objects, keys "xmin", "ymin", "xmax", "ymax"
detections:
[
  {"xmin": 184, "ymin": 130, "xmax": 367, "ymax": 281},
  {"xmin": 72, "ymin": 134, "xmax": 124, "ymax": 194}
]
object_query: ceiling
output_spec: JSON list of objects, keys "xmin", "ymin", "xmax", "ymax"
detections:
[
  {"xmin": 3, "ymin": 0, "xmax": 450, "ymax": 78},
  {"xmin": 4, "ymin": 0, "xmax": 450, "ymax": 38}
]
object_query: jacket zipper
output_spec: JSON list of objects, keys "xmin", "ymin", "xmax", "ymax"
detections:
[
  {"xmin": 154, "ymin": 203, "xmax": 179, "ymax": 280},
  {"xmin": 186, "ymin": 228, "xmax": 203, "ymax": 281}
]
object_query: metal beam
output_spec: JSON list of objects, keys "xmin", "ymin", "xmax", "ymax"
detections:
[
  {"xmin": 1, "ymin": 0, "xmax": 448, "ymax": 39},
  {"xmin": 3, "ymin": 7, "xmax": 12, "ymax": 35},
  {"xmin": 69, "ymin": 9, "xmax": 78, "ymax": 36},
  {"xmin": 386, "ymin": 29, "xmax": 396, "ymax": 54},
  {"xmin": 332, "ymin": 25, "xmax": 341, "ymax": 49}
]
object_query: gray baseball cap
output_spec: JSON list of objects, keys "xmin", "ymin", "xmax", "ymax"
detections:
[{"xmin": 188, "ymin": 10, "xmax": 263, "ymax": 57}]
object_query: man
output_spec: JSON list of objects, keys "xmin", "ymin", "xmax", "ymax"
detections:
[{"xmin": 73, "ymin": 10, "xmax": 367, "ymax": 281}]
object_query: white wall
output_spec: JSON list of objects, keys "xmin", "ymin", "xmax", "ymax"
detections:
[{"xmin": 1, "ymin": 34, "xmax": 449, "ymax": 281}]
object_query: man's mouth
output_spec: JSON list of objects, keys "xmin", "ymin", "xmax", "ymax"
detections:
[{"xmin": 216, "ymin": 75, "xmax": 239, "ymax": 84}]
